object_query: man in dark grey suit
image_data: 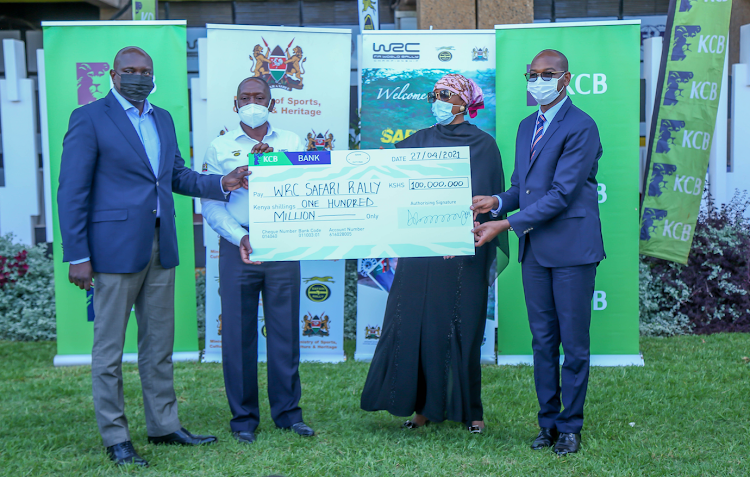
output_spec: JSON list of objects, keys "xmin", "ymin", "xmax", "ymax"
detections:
[
  {"xmin": 58, "ymin": 46, "xmax": 250, "ymax": 468},
  {"xmin": 472, "ymin": 49, "xmax": 605, "ymax": 456}
]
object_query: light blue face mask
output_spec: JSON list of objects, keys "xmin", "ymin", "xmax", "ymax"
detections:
[{"xmin": 431, "ymin": 100, "xmax": 457, "ymax": 126}]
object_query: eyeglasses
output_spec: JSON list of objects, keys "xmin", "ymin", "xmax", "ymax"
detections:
[
  {"xmin": 524, "ymin": 71, "xmax": 566, "ymax": 82},
  {"xmin": 427, "ymin": 89, "xmax": 457, "ymax": 103}
]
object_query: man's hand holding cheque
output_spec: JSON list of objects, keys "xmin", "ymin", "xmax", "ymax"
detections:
[
  {"xmin": 472, "ymin": 219, "xmax": 511, "ymax": 247},
  {"xmin": 470, "ymin": 195, "xmax": 499, "ymax": 220},
  {"xmin": 240, "ymin": 141, "xmax": 274, "ymax": 265}
]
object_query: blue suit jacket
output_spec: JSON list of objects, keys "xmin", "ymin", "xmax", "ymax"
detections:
[
  {"xmin": 58, "ymin": 91, "xmax": 227, "ymax": 274},
  {"xmin": 497, "ymin": 98, "xmax": 605, "ymax": 268}
]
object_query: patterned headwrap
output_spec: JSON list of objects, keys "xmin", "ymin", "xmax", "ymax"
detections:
[{"xmin": 434, "ymin": 74, "xmax": 485, "ymax": 118}]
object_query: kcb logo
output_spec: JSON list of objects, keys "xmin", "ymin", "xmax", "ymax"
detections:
[
  {"xmin": 673, "ymin": 174, "xmax": 704, "ymax": 195},
  {"xmin": 656, "ymin": 119, "xmax": 686, "ymax": 154},
  {"xmin": 671, "ymin": 26, "xmax": 701, "ymax": 61},
  {"xmin": 525, "ymin": 67, "xmax": 606, "ymax": 106},
  {"xmin": 566, "ymin": 73, "xmax": 608, "ymax": 96},
  {"xmin": 648, "ymin": 163, "xmax": 677, "ymax": 197},
  {"xmin": 640, "ymin": 208, "xmax": 668, "ymax": 241},
  {"xmin": 690, "ymin": 81, "xmax": 719, "ymax": 101},
  {"xmin": 679, "ymin": 0, "xmax": 695, "ymax": 12},
  {"xmin": 664, "ymin": 71, "xmax": 693, "ymax": 106},
  {"xmin": 682, "ymin": 129, "xmax": 711, "ymax": 150},
  {"xmin": 698, "ymin": 35, "xmax": 727, "ymax": 54},
  {"xmin": 77, "ymin": 62, "xmax": 110, "ymax": 105},
  {"xmin": 663, "ymin": 219, "xmax": 693, "ymax": 242},
  {"xmin": 648, "ymin": 163, "xmax": 703, "ymax": 197}
]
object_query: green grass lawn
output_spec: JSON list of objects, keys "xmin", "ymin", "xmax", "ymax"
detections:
[{"xmin": 1, "ymin": 335, "xmax": 749, "ymax": 476}]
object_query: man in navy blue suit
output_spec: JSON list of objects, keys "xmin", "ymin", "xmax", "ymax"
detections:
[
  {"xmin": 58, "ymin": 46, "xmax": 250, "ymax": 467},
  {"xmin": 472, "ymin": 49, "xmax": 604, "ymax": 456}
]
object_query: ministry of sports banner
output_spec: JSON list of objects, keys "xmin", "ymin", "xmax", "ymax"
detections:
[
  {"xmin": 358, "ymin": 31, "xmax": 498, "ymax": 363},
  {"xmin": 494, "ymin": 21, "xmax": 642, "ymax": 365},
  {"xmin": 206, "ymin": 24, "xmax": 351, "ymax": 148},
  {"xmin": 639, "ymin": 0, "xmax": 732, "ymax": 264},
  {"xmin": 42, "ymin": 21, "xmax": 199, "ymax": 365},
  {"xmin": 202, "ymin": 24, "xmax": 351, "ymax": 363}
]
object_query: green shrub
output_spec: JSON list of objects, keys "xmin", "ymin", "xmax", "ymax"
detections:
[
  {"xmin": 0, "ymin": 235, "xmax": 55, "ymax": 341},
  {"xmin": 344, "ymin": 259, "xmax": 357, "ymax": 340},
  {"xmin": 638, "ymin": 259, "xmax": 692, "ymax": 336},
  {"xmin": 639, "ymin": 192, "xmax": 750, "ymax": 336},
  {"xmin": 196, "ymin": 269, "xmax": 206, "ymax": 340}
]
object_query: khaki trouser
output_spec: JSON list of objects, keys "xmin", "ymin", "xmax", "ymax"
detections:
[{"xmin": 91, "ymin": 229, "xmax": 181, "ymax": 447}]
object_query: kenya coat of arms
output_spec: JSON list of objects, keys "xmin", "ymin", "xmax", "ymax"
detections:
[
  {"xmin": 364, "ymin": 325, "xmax": 381, "ymax": 340},
  {"xmin": 251, "ymin": 38, "xmax": 306, "ymax": 91},
  {"xmin": 302, "ymin": 312, "xmax": 330, "ymax": 337},
  {"xmin": 472, "ymin": 47, "xmax": 489, "ymax": 61},
  {"xmin": 305, "ymin": 130, "xmax": 335, "ymax": 151}
]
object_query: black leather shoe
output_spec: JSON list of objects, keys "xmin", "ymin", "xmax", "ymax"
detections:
[
  {"xmin": 554, "ymin": 432, "xmax": 581, "ymax": 455},
  {"xmin": 148, "ymin": 427, "xmax": 218, "ymax": 446},
  {"xmin": 233, "ymin": 431, "xmax": 256, "ymax": 444},
  {"xmin": 531, "ymin": 427, "xmax": 559, "ymax": 450},
  {"xmin": 106, "ymin": 441, "xmax": 149, "ymax": 467},
  {"xmin": 286, "ymin": 421, "xmax": 315, "ymax": 437}
]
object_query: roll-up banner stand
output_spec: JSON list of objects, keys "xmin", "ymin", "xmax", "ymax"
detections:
[
  {"xmin": 639, "ymin": 0, "xmax": 732, "ymax": 264},
  {"xmin": 203, "ymin": 24, "xmax": 352, "ymax": 363},
  {"xmin": 358, "ymin": 0, "xmax": 379, "ymax": 31},
  {"xmin": 494, "ymin": 21, "xmax": 643, "ymax": 366},
  {"xmin": 42, "ymin": 21, "xmax": 200, "ymax": 366},
  {"xmin": 357, "ymin": 31, "xmax": 497, "ymax": 364}
]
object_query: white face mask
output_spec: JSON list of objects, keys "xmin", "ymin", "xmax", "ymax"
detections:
[
  {"xmin": 431, "ymin": 100, "xmax": 457, "ymax": 126},
  {"xmin": 527, "ymin": 73, "xmax": 566, "ymax": 106},
  {"xmin": 238, "ymin": 103, "xmax": 270, "ymax": 129}
]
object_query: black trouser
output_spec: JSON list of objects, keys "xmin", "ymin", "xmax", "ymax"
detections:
[{"xmin": 219, "ymin": 238, "xmax": 303, "ymax": 432}]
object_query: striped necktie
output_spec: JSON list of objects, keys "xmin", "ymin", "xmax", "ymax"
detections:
[{"xmin": 531, "ymin": 114, "xmax": 546, "ymax": 160}]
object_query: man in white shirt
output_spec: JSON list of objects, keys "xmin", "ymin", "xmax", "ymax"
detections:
[{"xmin": 201, "ymin": 77, "xmax": 313, "ymax": 444}]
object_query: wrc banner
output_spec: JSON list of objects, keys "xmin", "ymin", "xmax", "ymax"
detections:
[
  {"xmin": 202, "ymin": 24, "xmax": 351, "ymax": 363},
  {"xmin": 354, "ymin": 258, "xmax": 498, "ymax": 364},
  {"xmin": 357, "ymin": 30, "xmax": 499, "ymax": 364},
  {"xmin": 360, "ymin": 30, "xmax": 496, "ymax": 149},
  {"xmin": 358, "ymin": 0, "xmax": 379, "ymax": 31},
  {"xmin": 639, "ymin": 0, "xmax": 732, "ymax": 264}
]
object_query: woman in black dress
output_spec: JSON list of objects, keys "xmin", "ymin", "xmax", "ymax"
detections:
[{"xmin": 360, "ymin": 74, "xmax": 508, "ymax": 433}]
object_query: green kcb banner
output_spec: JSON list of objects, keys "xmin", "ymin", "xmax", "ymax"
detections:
[
  {"xmin": 494, "ymin": 21, "xmax": 642, "ymax": 365},
  {"xmin": 42, "ymin": 21, "xmax": 199, "ymax": 366},
  {"xmin": 639, "ymin": 0, "xmax": 732, "ymax": 263},
  {"xmin": 133, "ymin": 0, "xmax": 157, "ymax": 21}
]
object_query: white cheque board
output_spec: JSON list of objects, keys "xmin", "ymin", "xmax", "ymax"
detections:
[{"xmin": 247, "ymin": 147, "xmax": 475, "ymax": 261}]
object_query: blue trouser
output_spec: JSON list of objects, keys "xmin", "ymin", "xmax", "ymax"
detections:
[
  {"xmin": 521, "ymin": 238, "xmax": 597, "ymax": 434},
  {"xmin": 219, "ymin": 238, "xmax": 303, "ymax": 433}
]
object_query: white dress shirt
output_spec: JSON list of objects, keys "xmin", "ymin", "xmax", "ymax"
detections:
[{"xmin": 201, "ymin": 123, "xmax": 306, "ymax": 246}]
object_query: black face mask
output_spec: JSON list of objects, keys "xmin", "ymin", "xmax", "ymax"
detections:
[{"xmin": 117, "ymin": 73, "xmax": 153, "ymax": 102}]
